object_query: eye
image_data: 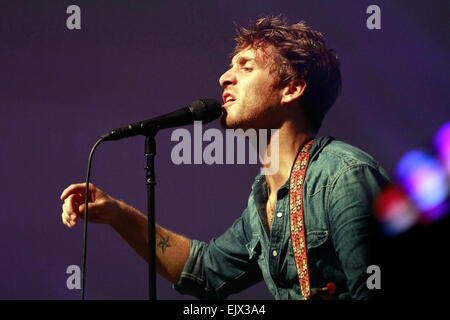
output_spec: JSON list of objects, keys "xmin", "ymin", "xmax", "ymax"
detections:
[{"xmin": 242, "ymin": 66, "xmax": 253, "ymax": 72}]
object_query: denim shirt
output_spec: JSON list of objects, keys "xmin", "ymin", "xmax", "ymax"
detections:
[{"xmin": 174, "ymin": 136, "xmax": 390, "ymax": 300}]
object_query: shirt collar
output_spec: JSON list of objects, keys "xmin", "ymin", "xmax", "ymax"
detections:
[{"xmin": 251, "ymin": 136, "xmax": 335, "ymax": 194}]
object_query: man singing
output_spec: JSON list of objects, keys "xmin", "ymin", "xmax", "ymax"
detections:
[{"xmin": 61, "ymin": 16, "xmax": 389, "ymax": 300}]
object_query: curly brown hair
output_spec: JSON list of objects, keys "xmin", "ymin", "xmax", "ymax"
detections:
[{"xmin": 233, "ymin": 16, "xmax": 342, "ymax": 132}]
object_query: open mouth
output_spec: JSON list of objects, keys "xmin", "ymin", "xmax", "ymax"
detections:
[{"xmin": 222, "ymin": 93, "xmax": 236, "ymax": 108}]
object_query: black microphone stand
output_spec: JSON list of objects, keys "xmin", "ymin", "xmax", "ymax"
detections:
[
  {"xmin": 145, "ymin": 129, "xmax": 158, "ymax": 300},
  {"xmin": 95, "ymin": 99, "xmax": 221, "ymax": 300}
]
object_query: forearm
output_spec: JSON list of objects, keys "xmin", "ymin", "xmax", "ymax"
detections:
[{"xmin": 111, "ymin": 200, "xmax": 190, "ymax": 284}]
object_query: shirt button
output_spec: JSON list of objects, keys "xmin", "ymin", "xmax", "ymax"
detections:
[
  {"xmin": 276, "ymin": 212, "xmax": 283, "ymax": 218},
  {"xmin": 272, "ymin": 250, "xmax": 278, "ymax": 257}
]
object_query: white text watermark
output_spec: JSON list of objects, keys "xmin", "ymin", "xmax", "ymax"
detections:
[{"xmin": 170, "ymin": 122, "xmax": 279, "ymax": 175}]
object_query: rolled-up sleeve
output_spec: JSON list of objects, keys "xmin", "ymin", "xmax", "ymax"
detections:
[{"xmin": 173, "ymin": 210, "xmax": 263, "ymax": 299}]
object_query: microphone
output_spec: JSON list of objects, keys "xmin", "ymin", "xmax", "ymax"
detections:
[{"xmin": 102, "ymin": 99, "xmax": 222, "ymax": 141}]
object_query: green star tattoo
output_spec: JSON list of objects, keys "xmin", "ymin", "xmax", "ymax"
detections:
[{"xmin": 157, "ymin": 236, "xmax": 171, "ymax": 254}]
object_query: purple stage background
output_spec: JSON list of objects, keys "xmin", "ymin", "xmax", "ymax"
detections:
[{"xmin": 0, "ymin": 0, "xmax": 449, "ymax": 299}]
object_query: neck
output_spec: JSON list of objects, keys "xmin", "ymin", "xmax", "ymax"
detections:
[{"xmin": 262, "ymin": 121, "xmax": 314, "ymax": 194}]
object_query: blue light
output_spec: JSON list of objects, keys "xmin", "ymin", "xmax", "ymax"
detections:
[{"xmin": 396, "ymin": 150, "xmax": 448, "ymax": 212}]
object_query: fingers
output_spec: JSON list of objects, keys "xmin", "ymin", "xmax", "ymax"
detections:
[
  {"xmin": 60, "ymin": 182, "xmax": 114, "ymax": 227},
  {"xmin": 61, "ymin": 193, "xmax": 102, "ymax": 228},
  {"xmin": 62, "ymin": 208, "xmax": 77, "ymax": 228},
  {"xmin": 60, "ymin": 182, "xmax": 95, "ymax": 201},
  {"xmin": 62, "ymin": 194, "xmax": 79, "ymax": 228},
  {"xmin": 62, "ymin": 211, "xmax": 77, "ymax": 228},
  {"xmin": 63, "ymin": 194, "xmax": 82, "ymax": 215},
  {"xmin": 66, "ymin": 194, "xmax": 76, "ymax": 215}
]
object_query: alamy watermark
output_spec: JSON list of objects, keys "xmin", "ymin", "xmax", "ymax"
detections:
[
  {"xmin": 66, "ymin": 264, "xmax": 81, "ymax": 290},
  {"xmin": 65, "ymin": 5, "xmax": 381, "ymax": 32},
  {"xmin": 170, "ymin": 121, "xmax": 280, "ymax": 175},
  {"xmin": 366, "ymin": 5, "xmax": 381, "ymax": 30},
  {"xmin": 367, "ymin": 265, "xmax": 381, "ymax": 289},
  {"xmin": 66, "ymin": 5, "xmax": 81, "ymax": 30},
  {"xmin": 65, "ymin": 263, "xmax": 381, "ymax": 291}
]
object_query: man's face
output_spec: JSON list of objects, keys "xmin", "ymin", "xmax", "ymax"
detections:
[{"xmin": 219, "ymin": 46, "xmax": 283, "ymax": 130}]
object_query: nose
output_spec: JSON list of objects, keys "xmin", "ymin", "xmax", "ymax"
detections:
[{"xmin": 219, "ymin": 68, "xmax": 236, "ymax": 88}]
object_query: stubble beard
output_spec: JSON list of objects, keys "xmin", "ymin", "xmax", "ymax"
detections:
[{"xmin": 220, "ymin": 105, "xmax": 260, "ymax": 131}]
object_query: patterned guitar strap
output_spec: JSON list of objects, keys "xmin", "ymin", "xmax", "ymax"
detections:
[{"xmin": 289, "ymin": 139, "xmax": 314, "ymax": 300}]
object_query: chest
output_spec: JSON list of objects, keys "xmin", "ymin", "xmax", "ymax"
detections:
[{"xmin": 265, "ymin": 193, "xmax": 277, "ymax": 233}]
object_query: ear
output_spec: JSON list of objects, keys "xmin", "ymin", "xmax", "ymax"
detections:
[{"xmin": 280, "ymin": 79, "xmax": 306, "ymax": 104}]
